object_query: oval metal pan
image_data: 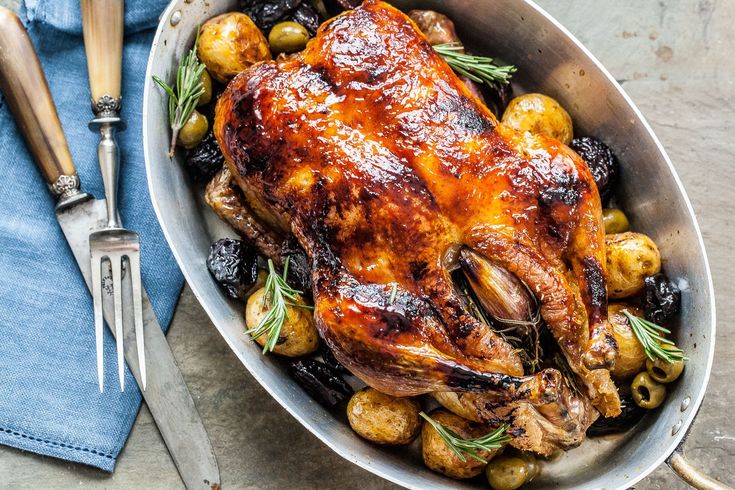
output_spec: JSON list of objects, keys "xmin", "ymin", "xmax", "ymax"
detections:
[{"xmin": 143, "ymin": 1, "xmax": 716, "ymax": 488}]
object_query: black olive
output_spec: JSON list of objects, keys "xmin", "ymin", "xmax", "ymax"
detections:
[
  {"xmin": 185, "ymin": 131, "xmax": 224, "ymax": 182},
  {"xmin": 586, "ymin": 394, "xmax": 646, "ymax": 436},
  {"xmin": 482, "ymin": 80, "xmax": 514, "ymax": 119},
  {"xmin": 569, "ymin": 136, "xmax": 619, "ymax": 203},
  {"xmin": 206, "ymin": 238, "xmax": 258, "ymax": 299},
  {"xmin": 320, "ymin": 342, "xmax": 347, "ymax": 373},
  {"xmin": 644, "ymin": 273, "xmax": 681, "ymax": 325},
  {"xmin": 280, "ymin": 236, "xmax": 312, "ymax": 292},
  {"xmin": 290, "ymin": 3, "xmax": 321, "ymax": 35},
  {"xmin": 288, "ymin": 359, "xmax": 354, "ymax": 407}
]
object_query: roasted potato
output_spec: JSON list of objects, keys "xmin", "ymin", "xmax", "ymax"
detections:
[
  {"xmin": 245, "ymin": 287, "xmax": 318, "ymax": 357},
  {"xmin": 197, "ymin": 12, "xmax": 271, "ymax": 83},
  {"xmin": 501, "ymin": 93, "xmax": 573, "ymax": 144},
  {"xmin": 422, "ymin": 409, "xmax": 502, "ymax": 479},
  {"xmin": 608, "ymin": 304, "xmax": 647, "ymax": 379},
  {"xmin": 605, "ymin": 232, "xmax": 661, "ymax": 299},
  {"xmin": 347, "ymin": 388, "xmax": 421, "ymax": 445},
  {"xmin": 432, "ymin": 392, "xmax": 482, "ymax": 422}
]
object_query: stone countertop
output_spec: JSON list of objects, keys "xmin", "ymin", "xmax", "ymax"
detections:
[{"xmin": 1, "ymin": 0, "xmax": 733, "ymax": 488}]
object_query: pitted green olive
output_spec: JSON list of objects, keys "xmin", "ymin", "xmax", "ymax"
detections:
[
  {"xmin": 647, "ymin": 356, "xmax": 684, "ymax": 383},
  {"xmin": 486, "ymin": 456, "xmax": 532, "ymax": 490},
  {"xmin": 603, "ymin": 208, "xmax": 630, "ymax": 234},
  {"xmin": 178, "ymin": 110, "xmax": 208, "ymax": 149},
  {"xmin": 197, "ymin": 69, "xmax": 213, "ymax": 106},
  {"xmin": 631, "ymin": 371, "xmax": 666, "ymax": 409},
  {"xmin": 269, "ymin": 21, "xmax": 310, "ymax": 54}
]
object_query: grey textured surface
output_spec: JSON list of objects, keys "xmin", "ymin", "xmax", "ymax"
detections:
[{"xmin": 1, "ymin": 0, "xmax": 733, "ymax": 488}]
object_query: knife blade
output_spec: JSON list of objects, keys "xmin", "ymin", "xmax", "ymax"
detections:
[{"xmin": 0, "ymin": 8, "xmax": 220, "ymax": 489}]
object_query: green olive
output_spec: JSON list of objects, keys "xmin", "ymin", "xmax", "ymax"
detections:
[
  {"xmin": 197, "ymin": 70, "xmax": 213, "ymax": 106},
  {"xmin": 486, "ymin": 456, "xmax": 530, "ymax": 490},
  {"xmin": 268, "ymin": 21, "xmax": 310, "ymax": 54},
  {"xmin": 603, "ymin": 208, "xmax": 630, "ymax": 234},
  {"xmin": 647, "ymin": 357, "xmax": 684, "ymax": 383},
  {"xmin": 178, "ymin": 110, "xmax": 208, "ymax": 149},
  {"xmin": 631, "ymin": 371, "xmax": 667, "ymax": 409}
]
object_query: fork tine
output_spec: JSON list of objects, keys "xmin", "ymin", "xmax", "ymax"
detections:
[
  {"xmin": 90, "ymin": 252, "xmax": 104, "ymax": 393},
  {"xmin": 128, "ymin": 254, "xmax": 146, "ymax": 390},
  {"xmin": 110, "ymin": 256, "xmax": 125, "ymax": 392}
]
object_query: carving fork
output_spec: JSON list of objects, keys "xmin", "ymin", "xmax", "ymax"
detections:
[{"xmin": 82, "ymin": 0, "xmax": 145, "ymax": 392}]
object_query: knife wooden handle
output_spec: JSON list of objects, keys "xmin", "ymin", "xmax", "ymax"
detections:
[
  {"xmin": 0, "ymin": 7, "xmax": 78, "ymax": 192},
  {"xmin": 81, "ymin": 0, "xmax": 124, "ymax": 107}
]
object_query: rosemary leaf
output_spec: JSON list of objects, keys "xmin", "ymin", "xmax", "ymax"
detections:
[
  {"xmin": 623, "ymin": 310, "xmax": 688, "ymax": 364},
  {"xmin": 388, "ymin": 283, "xmax": 398, "ymax": 305},
  {"xmin": 246, "ymin": 257, "xmax": 312, "ymax": 354},
  {"xmin": 434, "ymin": 42, "xmax": 517, "ymax": 85},
  {"xmin": 420, "ymin": 412, "xmax": 510, "ymax": 463}
]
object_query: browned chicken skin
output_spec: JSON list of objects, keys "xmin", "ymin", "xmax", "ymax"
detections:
[{"xmin": 214, "ymin": 0, "xmax": 620, "ymax": 453}]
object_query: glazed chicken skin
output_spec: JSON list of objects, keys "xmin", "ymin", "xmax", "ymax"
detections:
[{"xmin": 214, "ymin": 0, "xmax": 620, "ymax": 453}]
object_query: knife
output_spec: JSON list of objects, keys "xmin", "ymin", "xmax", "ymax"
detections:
[{"xmin": 0, "ymin": 8, "xmax": 220, "ymax": 490}]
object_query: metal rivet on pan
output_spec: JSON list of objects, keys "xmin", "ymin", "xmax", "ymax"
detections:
[
  {"xmin": 170, "ymin": 10, "xmax": 182, "ymax": 26},
  {"xmin": 672, "ymin": 420, "xmax": 683, "ymax": 436},
  {"xmin": 681, "ymin": 397, "xmax": 691, "ymax": 412}
]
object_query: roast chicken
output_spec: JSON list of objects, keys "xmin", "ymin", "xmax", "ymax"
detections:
[{"xmin": 212, "ymin": 0, "xmax": 621, "ymax": 454}]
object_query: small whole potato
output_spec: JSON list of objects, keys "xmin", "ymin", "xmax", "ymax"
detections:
[
  {"xmin": 245, "ymin": 287, "xmax": 318, "ymax": 357},
  {"xmin": 608, "ymin": 304, "xmax": 647, "ymax": 379},
  {"xmin": 501, "ymin": 93, "xmax": 573, "ymax": 144},
  {"xmin": 606, "ymin": 232, "xmax": 662, "ymax": 299},
  {"xmin": 347, "ymin": 388, "xmax": 421, "ymax": 445},
  {"xmin": 422, "ymin": 409, "xmax": 503, "ymax": 479},
  {"xmin": 197, "ymin": 12, "xmax": 271, "ymax": 83}
]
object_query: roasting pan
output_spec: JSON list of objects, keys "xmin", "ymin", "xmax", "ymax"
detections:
[{"xmin": 142, "ymin": 1, "xmax": 720, "ymax": 488}]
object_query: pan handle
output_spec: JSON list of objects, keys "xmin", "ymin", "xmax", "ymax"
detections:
[{"xmin": 667, "ymin": 444, "xmax": 732, "ymax": 489}]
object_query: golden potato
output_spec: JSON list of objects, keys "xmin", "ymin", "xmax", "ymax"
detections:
[
  {"xmin": 501, "ymin": 93, "xmax": 573, "ymax": 144},
  {"xmin": 431, "ymin": 392, "xmax": 482, "ymax": 422},
  {"xmin": 245, "ymin": 287, "xmax": 318, "ymax": 357},
  {"xmin": 347, "ymin": 388, "xmax": 421, "ymax": 445},
  {"xmin": 421, "ymin": 409, "xmax": 503, "ymax": 479},
  {"xmin": 197, "ymin": 12, "xmax": 271, "ymax": 83},
  {"xmin": 608, "ymin": 304, "xmax": 647, "ymax": 379},
  {"xmin": 605, "ymin": 232, "xmax": 661, "ymax": 299}
]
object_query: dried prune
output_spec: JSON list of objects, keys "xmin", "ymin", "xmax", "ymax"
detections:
[
  {"xmin": 206, "ymin": 238, "xmax": 258, "ymax": 299},
  {"xmin": 587, "ymin": 394, "xmax": 645, "ymax": 436},
  {"xmin": 483, "ymin": 80, "xmax": 514, "ymax": 119},
  {"xmin": 241, "ymin": 0, "xmax": 302, "ymax": 31},
  {"xmin": 185, "ymin": 131, "xmax": 224, "ymax": 182},
  {"xmin": 291, "ymin": 3, "xmax": 320, "ymax": 35},
  {"xmin": 569, "ymin": 136, "xmax": 619, "ymax": 202},
  {"xmin": 288, "ymin": 359, "xmax": 353, "ymax": 407},
  {"xmin": 320, "ymin": 342, "xmax": 347, "ymax": 373},
  {"xmin": 281, "ymin": 236, "xmax": 311, "ymax": 292},
  {"xmin": 644, "ymin": 273, "xmax": 681, "ymax": 325}
]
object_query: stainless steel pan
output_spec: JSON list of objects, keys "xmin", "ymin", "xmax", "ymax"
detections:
[{"xmin": 142, "ymin": 1, "xmax": 721, "ymax": 488}]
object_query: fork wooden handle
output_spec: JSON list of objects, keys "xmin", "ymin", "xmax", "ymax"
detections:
[
  {"xmin": 81, "ymin": 0, "xmax": 124, "ymax": 106},
  {"xmin": 0, "ymin": 7, "xmax": 79, "ymax": 196}
]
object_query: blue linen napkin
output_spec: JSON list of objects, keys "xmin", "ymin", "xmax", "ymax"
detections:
[{"xmin": 0, "ymin": 0, "xmax": 181, "ymax": 472}]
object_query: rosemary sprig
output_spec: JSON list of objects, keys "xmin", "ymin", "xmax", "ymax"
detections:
[
  {"xmin": 152, "ymin": 27, "xmax": 206, "ymax": 157},
  {"xmin": 434, "ymin": 43, "xmax": 517, "ymax": 85},
  {"xmin": 420, "ymin": 412, "xmax": 510, "ymax": 463},
  {"xmin": 623, "ymin": 310, "xmax": 688, "ymax": 364},
  {"xmin": 246, "ymin": 257, "xmax": 313, "ymax": 354}
]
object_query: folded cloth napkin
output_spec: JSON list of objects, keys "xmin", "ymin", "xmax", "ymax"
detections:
[{"xmin": 0, "ymin": 0, "xmax": 181, "ymax": 472}]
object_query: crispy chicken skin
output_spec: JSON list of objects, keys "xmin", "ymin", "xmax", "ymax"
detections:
[{"xmin": 215, "ymin": 0, "xmax": 620, "ymax": 452}]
